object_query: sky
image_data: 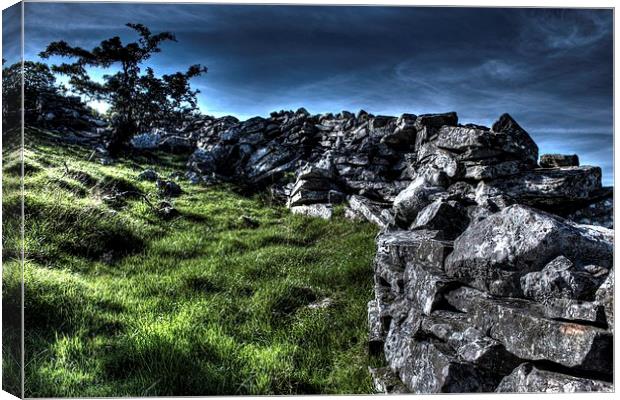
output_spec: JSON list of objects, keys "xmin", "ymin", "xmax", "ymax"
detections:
[{"xmin": 6, "ymin": 3, "xmax": 615, "ymax": 185}]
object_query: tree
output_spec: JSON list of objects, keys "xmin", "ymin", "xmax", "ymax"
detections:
[
  {"xmin": 39, "ymin": 23, "xmax": 207, "ymax": 154},
  {"xmin": 2, "ymin": 59, "xmax": 59, "ymax": 129}
]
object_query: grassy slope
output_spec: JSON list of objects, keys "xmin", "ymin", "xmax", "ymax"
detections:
[{"xmin": 3, "ymin": 127, "xmax": 380, "ymax": 396}]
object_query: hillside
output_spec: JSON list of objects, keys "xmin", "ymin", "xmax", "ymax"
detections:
[{"xmin": 3, "ymin": 127, "xmax": 379, "ymax": 396}]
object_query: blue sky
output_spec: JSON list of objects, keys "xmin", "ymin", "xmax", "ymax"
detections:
[{"xmin": 8, "ymin": 3, "xmax": 615, "ymax": 185}]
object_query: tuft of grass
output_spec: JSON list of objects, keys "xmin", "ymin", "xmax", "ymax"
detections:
[{"xmin": 9, "ymin": 127, "xmax": 380, "ymax": 396}]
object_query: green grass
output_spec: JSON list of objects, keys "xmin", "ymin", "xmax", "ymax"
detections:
[{"xmin": 3, "ymin": 127, "xmax": 380, "ymax": 396}]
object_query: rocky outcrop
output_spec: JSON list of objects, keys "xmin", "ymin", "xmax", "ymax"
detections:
[{"xmin": 184, "ymin": 108, "xmax": 613, "ymax": 393}]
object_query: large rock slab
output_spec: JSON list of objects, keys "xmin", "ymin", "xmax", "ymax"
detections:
[
  {"xmin": 487, "ymin": 166, "xmax": 602, "ymax": 210},
  {"xmin": 436, "ymin": 124, "xmax": 537, "ymax": 165},
  {"xmin": 497, "ymin": 363, "xmax": 612, "ymax": 393},
  {"xmin": 445, "ymin": 286, "xmax": 613, "ymax": 373},
  {"xmin": 445, "ymin": 204, "xmax": 613, "ymax": 297}
]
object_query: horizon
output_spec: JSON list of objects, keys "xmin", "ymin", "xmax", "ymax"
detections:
[{"xmin": 4, "ymin": 3, "xmax": 614, "ymax": 185}]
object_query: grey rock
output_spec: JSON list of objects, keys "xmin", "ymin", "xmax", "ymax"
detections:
[
  {"xmin": 497, "ymin": 363, "xmax": 612, "ymax": 393},
  {"xmin": 368, "ymin": 367, "xmax": 409, "ymax": 393},
  {"xmin": 290, "ymin": 204, "xmax": 333, "ymax": 220},
  {"xmin": 567, "ymin": 194, "xmax": 613, "ymax": 229},
  {"xmin": 384, "ymin": 316, "xmax": 501, "ymax": 393},
  {"xmin": 488, "ymin": 166, "xmax": 602, "ymax": 210},
  {"xmin": 380, "ymin": 113, "xmax": 417, "ymax": 147},
  {"xmin": 138, "ymin": 169, "xmax": 159, "ymax": 181},
  {"xmin": 445, "ymin": 205, "xmax": 613, "ymax": 297},
  {"xmin": 520, "ymin": 256, "xmax": 600, "ymax": 301},
  {"xmin": 436, "ymin": 125, "xmax": 536, "ymax": 165},
  {"xmin": 376, "ymin": 229, "xmax": 452, "ymax": 270},
  {"xmin": 404, "ymin": 261, "xmax": 454, "ymax": 315},
  {"xmin": 415, "ymin": 112, "xmax": 458, "ymax": 129},
  {"xmin": 348, "ymin": 195, "xmax": 394, "ymax": 229},
  {"xmin": 411, "ymin": 199, "xmax": 469, "ymax": 240},
  {"xmin": 463, "ymin": 159, "xmax": 524, "ymax": 180},
  {"xmin": 540, "ymin": 153, "xmax": 579, "ymax": 168},
  {"xmin": 595, "ymin": 269, "xmax": 614, "ymax": 330},
  {"xmin": 393, "ymin": 176, "xmax": 445, "ymax": 226},
  {"xmin": 445, "ymin": 286, "xmax": 613, "ymax": 373},
  {"xmin": 159, "ymin": 135, "xmax": 194, "ymax": 153},
  {"xmin": 156, "ymin": 180, "xmax": 182, "ymax": 197},
  {"xmin": 491, "ymin": 113, "xmax": 538, "ymax": 166}
]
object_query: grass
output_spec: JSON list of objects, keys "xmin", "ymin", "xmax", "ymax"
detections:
[{"xmin": 2, "ymin": 127, "xmax": 380, "ymax": 396}]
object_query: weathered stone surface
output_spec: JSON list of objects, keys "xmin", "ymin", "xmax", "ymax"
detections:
[
  {"xmin": 348, "ymin": 195, "xmax": 394, "ymax": 229},
  {"xmin": 445, "ymin": 205, "xmax": 613, "ymax": 296},
  {"xmin": 520, "ymin": 256, "xmax": 601, "ymax": 302},
  {"xmin": 445, "ymin": 286, "xmax": 613, "ymax": 373},
  {"xmin": 491, "ymin": 113, "xmax": 539, "ymax": 166},
  {"xmin": 385, "ymin": 317, "xmax": 501, "ymax": 393},
  {"xmin": 404, "ymin": 262, "xmax": 453, "ymax": 315},
  {"xmin": 367, "ymin": 299, "xmax": 385, "ymax": 355},
  {"xmin": 540, "ymin": 153, "xmax": 579, "ymax": 168},
  {"xmin": 380, "ymin": 113, "xmax": 417, "ymax": 147},
  {"xmin": 487, "ymin": 166, "xmax": 602, "ymax": 210},
  {"xmin": 567, "ymin": 194, "xmax": 613, "ymax": 229},
  {"xmin": 376, "ymin": 229, "xmax": 452, "ymax": 269},
  {"xmin": 290, "ymin": 204, "xmax": 333, "ymax": 220},
  {"xmin": 411, "ymin": 199, "xmax": 469, "ymax": 239},
  {"xmin": 595, "ymin": 269, "xmax": 614, "ymax": 330},
  {"xmin": 436, "ymin": 125, "xmax": 537, "ymax": 165},
  {"xmin": 415, "ymin": 112, "xmax": 458, "ymax": 130},
  {"xmin": 393, "ymin": 177, "xmax": 445, "ymax": 225},
  {"xmin": 496, "ymin": 363, "xmax": 612, "ymax": 393}
]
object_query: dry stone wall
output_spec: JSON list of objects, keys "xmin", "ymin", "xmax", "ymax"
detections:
[{"xmin": 187, "ymin": 108, "xmax": 613, "ymax": 393}]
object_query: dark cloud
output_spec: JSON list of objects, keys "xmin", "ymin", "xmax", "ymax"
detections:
[
  {"xmin": 2, "ymin": 2, "xmax": 22, "ymax": 65},
  {"xmin": 22, "ymin": 3, "xmax": 613, "ymax": 185}
]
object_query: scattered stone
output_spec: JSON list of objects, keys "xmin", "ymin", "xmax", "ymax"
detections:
[
  {"xmin": 239, "ymin": 215, "xmax": 259, "ymax": 228},
  {"xmin": 138, "ymin": 169, "xmax": 159, "ymax": 181},
  {"xmin": 307, "ymin": 297, "xmax": 334, "ymax": 310},
  {"xmin": 157, "ymin": 179, "xmax": 182, "ymax": 197},
  {"xmin": 290, "ymin": 204, "xmax": 333, "ymax": 220}
]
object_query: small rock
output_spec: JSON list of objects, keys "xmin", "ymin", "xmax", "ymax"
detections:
[
  {"xmin": 239, "ymin": 215, "xmax": 259, "ymax": 228},
  {"xmin": 138, "ymin": 169, "xmax": 159, "ymax": 181},
  {"xmin": 290, "ymin": 204, "xmax": 333, "ymax": 220},
  {"xmin": 157, "ymin": 180, "xmax": 182, "ymax": 197}
]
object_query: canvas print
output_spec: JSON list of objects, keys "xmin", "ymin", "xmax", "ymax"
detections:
[{"xmin": 1, "ymin": 1, "xmax": 614, "ymax": 397}]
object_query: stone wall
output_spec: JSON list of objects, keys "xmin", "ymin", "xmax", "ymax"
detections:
[{"xmin": 187, "ymin": 109, "xmax": 613, "ymax": 393}]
